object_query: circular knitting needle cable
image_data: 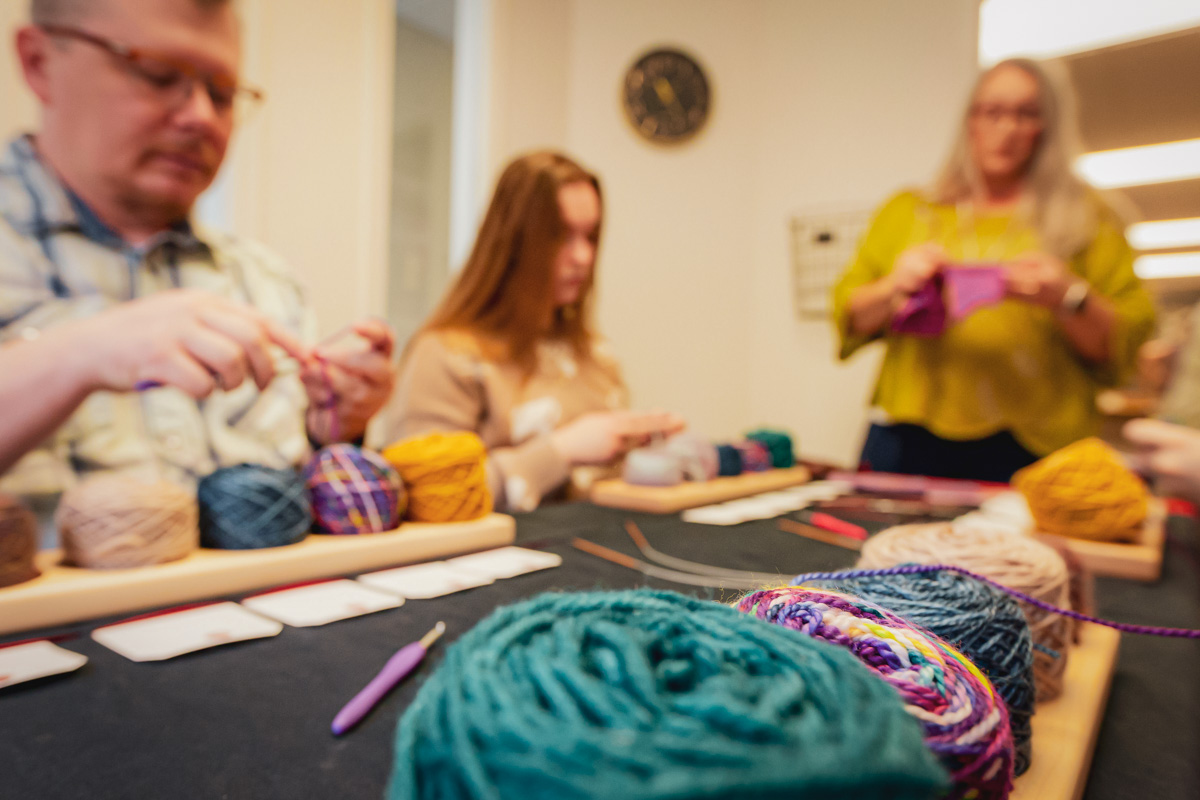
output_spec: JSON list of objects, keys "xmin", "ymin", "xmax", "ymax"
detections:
[
  {"xmin": 571, "ymin": 537, "xmax": 768, "ymax": 590},
  {"xmin": 623, "ymin": 520, "xmax": 787, "ymax": 584}
]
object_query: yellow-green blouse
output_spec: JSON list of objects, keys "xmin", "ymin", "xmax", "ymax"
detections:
[{"xmin": 832, "ymin": 190, "xmax": 1155, "ymax": 456}]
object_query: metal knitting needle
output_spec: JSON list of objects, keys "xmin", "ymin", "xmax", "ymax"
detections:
[
  {"xmin": 623, "ymin": 521, "xmax": 787, "ymax": 584},
  {"xmin": 572, "ymin": 538, "xmax": 769, "ymax": 590}
]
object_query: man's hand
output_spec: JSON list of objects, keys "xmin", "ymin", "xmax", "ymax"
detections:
[
  {"xmin": 1123, "ymin": 418, "xmax": 1200, "ymax": 504},
  {"xmin": 550, "ymin": 410, "xmax": 687, "ymax": 466},
  {"xmin": 71, "ymin": 289, "xmax": 308, "ymax": 397},
  {"xmin": 301, "ymin": 319, "xmax": 397, "ymax": 445}
]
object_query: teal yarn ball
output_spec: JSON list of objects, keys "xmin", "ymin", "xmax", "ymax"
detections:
[
  {"xmin": 745, "ymin": 429, "xmax": 795, "ymax": 468},
  {"xmin": 813, "ymin": 569, "xmax": 1036, "ymax": 777},
  {"xmin": 388, "ymin": 589, "xmax": 949, "ymax": 800},
  {"xmin": 197, "ymin": 464, "xmax": 312, "ymax": 550}
]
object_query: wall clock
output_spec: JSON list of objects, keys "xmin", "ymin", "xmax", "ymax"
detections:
[{"xmin": 622, "ymin": 48, "xmax": 711, "ymax": 144}]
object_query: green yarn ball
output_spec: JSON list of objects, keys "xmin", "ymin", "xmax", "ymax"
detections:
[{"xmin": 388, "ymin": 589, "xmax": 948, "ymax": 800}]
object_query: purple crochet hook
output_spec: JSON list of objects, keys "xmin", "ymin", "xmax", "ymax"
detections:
[{"xmin": 331, "ymin": 621, "xmax": 446, "ymax": 736}]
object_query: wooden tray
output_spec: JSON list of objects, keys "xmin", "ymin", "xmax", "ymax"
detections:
[
  {"xmin": 1011, "ymin": 622, "xmax": 1121, "ymax": 800},
  {"xmin": 1033, "ymin": 499, "xmax": 1165, "ymax": 582},
  {"xmin": 0, "ymin": 514, "xmax": 515, "ymax": 636},
  {"xmin": 590, "ymin": 467, "xmax": 812, "ymax": 514}
]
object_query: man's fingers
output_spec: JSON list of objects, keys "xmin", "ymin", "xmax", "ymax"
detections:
[
  {"xmin": 198, "ymin": 305, "xmax": 278, "ymax": 389},
  {"xmin": 145, "ymin": 351, "xmax": 217, "ymax": 399},
  {"xmin": 350, "ymin": 318, "xmax": 396, "ymax": 357},
  {"xmin": 1123, "ymin": 418, "xmax": 1193, "ymax": 449},
  {"xmin": 180, "ymin": 326, "xmax": 249, "ymax": 392}
]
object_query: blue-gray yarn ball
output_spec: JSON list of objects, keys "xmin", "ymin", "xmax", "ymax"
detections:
[
  {"xmin": 815, "ymin": 569, "xmax": 1036, "ymax": 776},
  {"xmin": 388, "ymin": 589, "xmax": 949, "ymax": 800},
  {"xmin": 197, "ymin": 464, "xmax": 312, "ymax": 550}
]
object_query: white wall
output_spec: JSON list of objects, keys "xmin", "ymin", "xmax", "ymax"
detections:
[
  {"xmin": 0, "ymin": 0, "xmax": 394, "ymax": 337},
  {"xmin": 485, "ymin": 0, "xmax": 979, "ymax": 462}
]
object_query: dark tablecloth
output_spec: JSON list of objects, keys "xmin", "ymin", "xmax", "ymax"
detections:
[{"xmin": 2, "ymin": 503, "xmax": 1198, "ymax": 799}]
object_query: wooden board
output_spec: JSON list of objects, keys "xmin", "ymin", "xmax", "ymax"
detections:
[
  {"xmin": 0, "ymin": 514, "xmax": 515, "ymax": 636},
  {"xmin": 590, "ymin": 466, "xmax": 812, "ymax": 513},
  {"xmin": 1033, "ymin": 499, "xmax": 1166, "ymax": 582},
  {"xmin": 1011, "ymin": 623, "xmax": 1121, "ymax": 800}
]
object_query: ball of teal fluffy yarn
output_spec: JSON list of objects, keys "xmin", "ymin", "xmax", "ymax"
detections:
[
  {"xmin": 388, "ymin": 589, "xmax": 949, "ymax": 800},
  {"xmin": 814, "ymin": 569, "xmax": 1036, "ymax": 777},
  {"xmin": 198, "ymin": 464, "xmax": 312, "ymax": 550}
]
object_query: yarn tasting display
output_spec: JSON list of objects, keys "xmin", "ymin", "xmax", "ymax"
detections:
[
  {"xmin": 388, "ymin": 589, "xmax": 950, "ymax": 800},
  {"xmin": 304, "ymin": 444, "xmax": 406, "ymax": 535},
  {"xmin": 858, "ymin": 523, "xmax": 1071, "ymax": 701},
  {"xmin": 737, "ymin": 586, "xmax": 1014, "ymax": 800},
  {"xmin": 0, "ymin": 494, "xmax": 40, "ymax": 587},
  {"xmin": 56, "ymin": 476, "xmax": 199, "ymax": 569},
  {"xmin": 198, "ymin": 465, "xmax": 312, "ymax": 550},
  {"xmin": 1013, "ymin": 437, "xmax": 1148, "ymax": 543},
  {"xmin": 891, "ymin": 265, "xmax": 1008, "ymax": 337},
  {"xmin": 382, "ymin": 432, "xmax": 492, "ymax": 523},
  {"xmin": 808, "ymin": 569, "xmax": 1035, "ymax": 776}
]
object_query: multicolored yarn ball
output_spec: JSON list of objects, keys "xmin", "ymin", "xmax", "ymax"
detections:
[
  {"xmin": 735, "ymin": 439, "xmax": 772, "ymax": 472},
  {"xmin": 1013, "ymin": 437, "xmax": 1148, "ymax": 543},
  {"xmin": 303, "ymin": 444, "xmax": 405, "ymax": 535},
  {"xmin": 56, "ymin": 476, "xmax": 199, "ymax": 568},
  {"xmin": 389, "ymin": 589, "xmax": 949, "ymax": 800},
  {"xmin": 858, "ymin": 523, "xmax": 1071, "ymax": 702},
  {"xmin": 197, "ymin": 465, "xmax": 312, "ymax": 550},
  {"xmin": 737, "ymin": 586, "xmax": 1014, "ymax": 800},
  {"xmin": 745, "ymin": 428, "xmax": 795, "ymax": 468},
  {"xmin": 0, "ymin": 494, "xmax": 40, "ymax": 587},
  {"xmin": 809, "ymin": 569, "xmax": 1035, "ymax": 776},
  {"xmin": 382, "ymin": 432, "xmax": 493, "ymax": 522},
  {"xmin": 622, "ymin": 447, "xmax": 684, "ymax": 487},
  {"xmin": 715, "ymin": 444, "xmax": 743, "ymax": 476},
  {"xmin": 664, "ymin": 432, "xmax": 719, "ymax": 480}
]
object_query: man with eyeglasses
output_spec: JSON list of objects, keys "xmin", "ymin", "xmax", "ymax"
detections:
[{"xmin": 0, "ymin": 0, "xmax": 395, "ymax": 522}]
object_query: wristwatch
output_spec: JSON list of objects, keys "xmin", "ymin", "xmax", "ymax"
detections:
[{"xmin": 1061, "ymin": 281, "xmax": 1091, "ymax": 315}]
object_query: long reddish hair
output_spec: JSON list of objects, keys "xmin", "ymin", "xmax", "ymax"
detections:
[{"xmin": 420, "ymin": 151, "xmax": 603, "ymax": 375}]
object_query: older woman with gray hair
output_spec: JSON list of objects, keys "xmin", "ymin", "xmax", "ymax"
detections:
[{"xmin": 833, "ymin": 58, "xmax": 1155, "ymax": 482}]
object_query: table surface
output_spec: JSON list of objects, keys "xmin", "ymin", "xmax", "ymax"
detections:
[{"xmin": 2, "ymin": 502, "xmax": 1198, "ymax": 800}]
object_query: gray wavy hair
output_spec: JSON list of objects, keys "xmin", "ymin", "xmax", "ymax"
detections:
[{"xmin": 929, "ymin": 58, "xmax": 1097, "ymax": 259}]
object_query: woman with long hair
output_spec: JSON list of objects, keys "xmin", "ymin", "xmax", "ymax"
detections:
[
  {"xmin": 386, "ymin": 151, "xmax": 682, "ymax": 511},
  {"xmin": 833, "ymin": 58, "xmax": 1154, "ymax": 481}
]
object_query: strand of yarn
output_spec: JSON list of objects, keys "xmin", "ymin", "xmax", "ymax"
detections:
[
  {"xmin": 56, "ymin": 476, "xmax": 199, "ymax": 569},
  {"xmin": 1012, "ymin": 437, "xmax": 1148, "ymax": 542},
  {"xmin": 0, "ymin": 494, "xmax": 40, "ymax": 587},
  {"xmin": 737, "ymin": 586, "xmax": 1013, "ymax": 800},
  {"xmin": 304, "ymin": 444, "xmax": 406, "ymax": 534},
  {"xmin": 744, "ymin": 429, "xmax": 796, "ymax": 468},
  {"xmin": 808, "ymin": 569, "xmax": 1036, "ymax": 775},
  {"xmin": 382, "ymin": 432, "xmax": 493, "ymax": 522},
  {"xmin": 198, "ymin": 465, "xmax": 312, "ymax": 550},
  {"xmin": 388, "ymin": 589, "xmax": 949, "ymax": 800},
  {"xmin": 857, "ymin": 522, "xmax": 1071, "ymax": 701},
  {"xmin": 792, "ymin": 564, "xmax": 1200, "ymax": 639}
]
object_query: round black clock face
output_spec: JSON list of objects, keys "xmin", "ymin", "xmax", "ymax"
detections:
[{"xmin": 622, "ymin": 48, "xmax": 711, "ymax": 144}]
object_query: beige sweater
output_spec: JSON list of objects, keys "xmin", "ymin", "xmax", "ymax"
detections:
[{"xmin": 383, "ymin": 331, "xmax": 628, "ymax": 511}]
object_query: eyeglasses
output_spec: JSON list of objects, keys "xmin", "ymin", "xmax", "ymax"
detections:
[
  {"xmin": 970, "ymin": 104, "xmax": 1042, "ymax": 129},
  {"xmin": 39, "ymin": 24, "xmax": 264, "ymax": 119}
]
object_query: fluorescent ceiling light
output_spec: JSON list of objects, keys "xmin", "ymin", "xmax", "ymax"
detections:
[
  {"xmin": 1075, "ymin": 139, "xmax": 1200, "ymax": 189},
  {"xmin": 1128, "ymin": 218, "xmax": 1200, "ymax": 251},
  {"xmin": 979, "ymin": 0, "xmax": 1200, "ymax": 65},
  {"xmin": 1134, "ymin": 252, "xmax": 1200, "ymax": 280}
]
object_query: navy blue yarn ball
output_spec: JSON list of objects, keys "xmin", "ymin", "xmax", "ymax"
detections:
[
  {"xmin": 198, "ymin": 464, "xmax": 312, "ymax": 550},
  {"xmin": 817, "ymin": 568, "xmax": 1037, "ymax": 776},
  {"xmin": 715, "ymin": 444, "xmax": 743, "ymax": 476}
]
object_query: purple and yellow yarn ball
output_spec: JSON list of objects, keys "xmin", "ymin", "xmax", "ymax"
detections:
[{"xmin": 304, "ymin": 444, "xmax": 406, "ymax": 535}]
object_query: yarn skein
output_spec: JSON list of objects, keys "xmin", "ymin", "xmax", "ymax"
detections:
[
  {"xmin": 858, "ymin": 522, "xmax": 1071, "ymax": 701},
  {"xmin": 382, "ymin": 432, "xmax": 492, "ymax": 523},
  {"xmin": 664, "ymin": 432, "xmax": 720, "ymax": 481},
  {"xmin": 1013, "ymin": 437, "xmax": 1148, "ymax": 542},
  {"xmin": 745, "ymin": 429, "xmax": 795, "ymax": 468},
  {"xmin": 389, "ymin": 589, "xmax": 949, "ymax": 800},
  {"xmin": 810, "ymin": 569, "xmax": 1035, "ymax": 776},
  {"xmin": 715, "ymin": 444, "xmax": 743, "ymax": 477},
  {"xmin": 56, "ymin": 476, "xmax": 199, "ymax": 569},
  {"xmin": 304, "ymin": 444, "xmax": 406, "ymax": 535},
  {"xmin": 0, "ymin": 494, "xmax": 40, "ymax": 587},
  {"xmin": 735, "ymin": 439, "xmax": 772, "ymax": 472},
  {"xmin": 198, "ymin": 465, "xmax": 312, "ymax": 550},
  {"xmin": 622, "ymin": 447, "xmax": 684, "ymax": 487},
  {"xmin": 737, "ymin": 586, "xmax": 1014, "ymax": 800}
]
